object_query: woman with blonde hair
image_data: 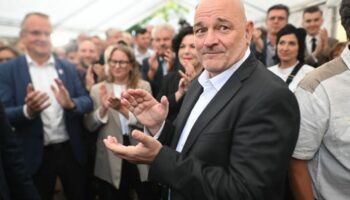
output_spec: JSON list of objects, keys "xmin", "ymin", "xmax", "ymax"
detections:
[{"xmin": 84, "ymin": 44, "xmax": 158, "ymax": 199}]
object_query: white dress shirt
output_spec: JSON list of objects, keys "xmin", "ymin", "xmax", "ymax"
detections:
[
  {"xmin": 175, "ymin": 49, "xmax": 251, "ymax": 152},
  {"xmin": 134, "ymin": 46, "xmax": 153, "ymax": 65},
  {"xmin": 24, "ymin": 55, "xmax": 69, "ymax": 145}
]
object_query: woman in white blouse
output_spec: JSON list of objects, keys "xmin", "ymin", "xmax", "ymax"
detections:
[
  {"xmin": 84, "ymin": 44, "xmax": 157, "ymax": 200},
  {"xmin": 269, "ymin": 24, "xmax": 314, "ymax": 92}
]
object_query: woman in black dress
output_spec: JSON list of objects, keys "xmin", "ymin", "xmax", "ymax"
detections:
[{"xmin": 157, "ymin": 26, "xmax": 203, "ymax": 122}]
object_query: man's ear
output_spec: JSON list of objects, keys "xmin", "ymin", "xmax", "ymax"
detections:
[{"xmin": 245, "ymin": 21, "xmax": 254, "ymax": 45}]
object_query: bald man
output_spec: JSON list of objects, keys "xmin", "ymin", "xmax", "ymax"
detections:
[{"xmin": 104, "ymin": 0, "xmax": 300, "ymax": 199}]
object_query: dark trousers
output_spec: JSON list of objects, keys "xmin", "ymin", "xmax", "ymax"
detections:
[
  {"xmin": 33, "ymin": 141, "xmax": 86, "ymax": 200},
  {"xmin": 96, "ymin": 135, "xmax": 160, "ymax": 200}
]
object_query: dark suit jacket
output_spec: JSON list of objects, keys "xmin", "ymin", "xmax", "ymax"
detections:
[
  {"xmin": 304, "ymin": 37, "xmax": 338, "ymax": 67},
  {"xmin": 250, "ymin": 35, "xmax": 278, "ymax": 67},
  {"xmin": 0, "ymin": 55, "xmax": 93, "ymax": 175},
  {"xmin": 149, "ymin": 54, "xmax": 300, "ymax": 200},
  {"xmin": 0, "ymin": 102, "xmax": 40, "ymax": 200},
  {"xmin": 141, "ymin": 56, "xmax": 166, "ymax": 97},
  {"xmin": 157, "ymin": 71, "xmax": 183, "ymax": 122}
]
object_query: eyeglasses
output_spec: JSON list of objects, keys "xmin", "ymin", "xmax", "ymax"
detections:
[
  {"xmin": 108, "ymin": 59, "xmax": 130, "ymax": 67},
  {"xmin": 23, "ymin": 30, "xmax": 52, "ymax": 37}
]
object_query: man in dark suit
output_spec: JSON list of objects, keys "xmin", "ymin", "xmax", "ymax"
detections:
[
  {"xmin": 104, "ymin": 0, "xmax": 300, "ymax": 199},
  {"xmin": 141, "ymin": 23, "xmax": 176, "ymax": 96},
  {"xmin": 302, "ymin": 5, "xmax": 338, "ymax": 67},
  {"xmin": 251, "ymin": 4, "xmax": 289, "ymax": 67},
  {"xmin": 0, "ymin": 12, "xmax": 92, "ymax": 200},
  {"xmin": 0, "ymin": 102, "xmax": 40, "ymax": 200}
]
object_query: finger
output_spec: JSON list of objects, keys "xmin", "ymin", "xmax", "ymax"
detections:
[
  {"xmin": 178, "ymin": 70, "xmax": 187, "ymax": 78},
  {"xmin": 160, "ymin": 95, "xmax": 169, "ymax": 109},
  {"xmin": 54, "ymin": 78, "xmax": 65, "ymax": 91},
  {"xmin": 27, "ymin": 83, "xmax": 34, "ymax": 94},
  {"xmin": 29, "ymin": 92, "xmax": 51, "ymax": 111},
  {"xmin": 87, "ymin": 64, "xmax": 93, "ymax": 74},
  {"xmin": 103, "ymin": 136, "xmax": 130, "ymax": 156},
  {"xmin": 131, "ymin": 130, "xmax": 154, "ymax": 148},
  {"xmin": 51, "ymin": 83, "xmax": 58, "ymax": 96},
  {"xmin": 99, "ymin": 83, "xmax": 107, "ymax": 96}
]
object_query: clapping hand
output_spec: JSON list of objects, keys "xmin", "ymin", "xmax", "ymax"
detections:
[
  {"xmin": 51, "ymin": 78, "xmax": 75, "ymax": 110},
  {"xmin": 104, "ymin": 130, "xmax": 162, "ymax": 164},
  {"xmin": 25, "ymin": 83, "xmax": 51, "ymax": 118},
  {"xmin": 120, "ymin": 89, "xmax": 168, "ymax": 135}
]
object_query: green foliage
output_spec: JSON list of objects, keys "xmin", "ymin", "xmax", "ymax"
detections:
[{"xmin": 127, "ymin": 0, "xmax": 189, "ymax": 33}]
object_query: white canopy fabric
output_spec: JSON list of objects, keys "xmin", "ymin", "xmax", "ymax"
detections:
[{"xmin": 0, "ymin": 0, "xmax": 343, "ymax": 46}]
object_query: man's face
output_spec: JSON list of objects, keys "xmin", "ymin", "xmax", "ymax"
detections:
[
  {"xmin": 21, "ymin": 15, "xmax": 52, "ymax": 59},
  {"xmin": 107, "ymin": 32, "xmax": 123, "ymax": 46},
  {"xmin": 194, "ymin": 0, "xmax": 253, "ymax": 77},
  {"xmin": 303, "ymin": 11, "xmax": 323, "ymax": 36},
  {"xmin": 266, "ymin": 9, "xmax": 288, "ymax": 35},
  {"xmin": 77, "ymin": 40, "xmax": 99, "ymax": 68},
  {"xmin": 153, "ymin": 29, "xmax": 173, "ymax": 56},
  {"xmin": 135, "ymin": 32, "xmax": 151, "ymax": 50}
]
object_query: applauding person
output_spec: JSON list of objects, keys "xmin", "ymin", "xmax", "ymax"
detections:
[{"xmin": 84, "ymin": 44, "xmax": 157, "ymax": 200}]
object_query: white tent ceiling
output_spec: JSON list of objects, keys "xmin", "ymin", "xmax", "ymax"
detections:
[{"xmin": 0, "ymin": 0, "xmax": 343, "ymax": 46}]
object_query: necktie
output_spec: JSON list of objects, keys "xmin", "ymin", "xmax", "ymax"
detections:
[{"xmin": 311, "ymin": 37, "xmax": 317, "ymax": 52}]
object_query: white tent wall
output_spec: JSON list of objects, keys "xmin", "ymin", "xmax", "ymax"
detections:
[{"xmin": 0, "ymin": 0, "xmax": 344, "ymax": 47}]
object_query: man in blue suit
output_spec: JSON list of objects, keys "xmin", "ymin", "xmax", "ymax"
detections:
[
  {"xmin": 0, "ymin": 12, "xmax": 92, "ymax": 200},
  {"xmin": 0, "ymin": 102, "xmax": 40, "ymax": 200}
]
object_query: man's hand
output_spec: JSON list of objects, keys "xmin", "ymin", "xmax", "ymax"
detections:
[
  {"xmin": 25, "ymin": 84, "xmax": 51, "ymax": 117},
  {"xmin": 252, "ymin": 28, "xmax": 264, "ymax": 53},
  {"xmin": 51, "ymin": 78, "xmax": 75, "ymax": 110},
  {"xmin": 121, "ymin": 89, "xmax": 168, "ymax": 134},
  {"xmin": 85, "ymin": 64, "xmax": 95, "ymax": 91},
  {"xmin": 313, "ymin": 28, "xmax": 329, "ymax": 58},
  {"xmin": 147, "ymin": 52, "xmax": 159, "ymax": 80},
  {"xmin": 164, "ymin": 49, "xmax": 174, "ymax": 72},
  {"xmin": 103, "ymin": 130, "xmax": 162, "ymax": 164}
]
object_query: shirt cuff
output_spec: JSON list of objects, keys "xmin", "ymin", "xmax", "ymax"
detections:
[
  {"xmin": 95, "ymin": 107, "xmax": 108, "ymax": 124},
  {"xmin": 128, "ymin": 111, "xmax": 138, "ymax": 126},
  {"xmin": 144, "ymin": 120, "xmax": 166, "ymax": 139},
  {"xmin": 23, "ymin": 104, "xmax": 35, "ymax": 119}
]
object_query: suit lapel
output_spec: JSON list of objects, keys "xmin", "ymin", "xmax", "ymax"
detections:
[
  {"xmin": 181, "ymin": 75, "xmax": 242, "ymax": 154},
  {"xmin": 17, "ymin": 56, "xmax": 31, "ymax": 101},
  {"xmin": 180, "ymin": 54, "xmax": 257, "ymax": 154},
  {"xmin": 55, "ymin": 59, "xmax": 68, "ymax": 87},
  {"xmin": 170, "ymin": 80, "xmax": 203, "ymax": 148}
]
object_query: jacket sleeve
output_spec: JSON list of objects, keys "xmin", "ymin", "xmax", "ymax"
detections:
[{"xmin": 0, "ymin": 103, "xmax": 40, "ymax": 200}]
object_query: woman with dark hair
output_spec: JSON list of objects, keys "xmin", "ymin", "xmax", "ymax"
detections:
[
  {"xmin": 157, "ymin": 26, "xmax": 202, "ymax": 121},
  {"xmin": 268, "ymin": 24, "xmax": 314, "ymax": 92},
  {"xmin": 84, "ymin": 44, "xmax": 157, "ymax": 200}
]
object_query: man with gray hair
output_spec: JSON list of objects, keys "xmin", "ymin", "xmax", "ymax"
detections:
[
  {"xmin": 141, "ymin": 23, "xmax": 176, "ymax": 96},
  {"xmin": 289, "ymin": 0, "xmax": 350, "ymax": 199}
]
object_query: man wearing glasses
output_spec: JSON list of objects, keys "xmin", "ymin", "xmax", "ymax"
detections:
[
  {"xmin": 0, "ymin": 12, "xmax": 92, "ymax": 199},
  {"xmin": 251, "ymin": 4, "xmax": 289, "ymax": 67}
]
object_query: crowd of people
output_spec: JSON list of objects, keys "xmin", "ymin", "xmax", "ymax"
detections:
[{"xmin": 0, "ymin": 0, "xmax": 349, "ymax": 200}]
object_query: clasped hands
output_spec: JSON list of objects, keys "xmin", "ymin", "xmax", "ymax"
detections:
[
  {"xmin": 103, "ymin": 89, "xmax": 169, "ymax": 164},
  {"xmin": 25, "ymin": 78, "xmax": 75, "ymax": 118}
]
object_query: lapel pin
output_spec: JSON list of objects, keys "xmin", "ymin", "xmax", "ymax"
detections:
[{"xmin": 58, "ymin": 69, "xmax": 64, "ymax": 75}]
